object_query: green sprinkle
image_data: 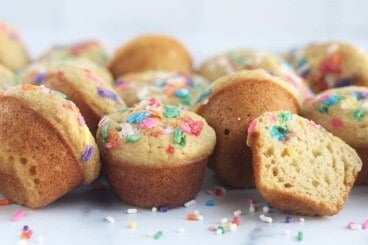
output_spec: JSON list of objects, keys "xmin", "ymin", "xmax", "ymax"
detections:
[
  {"xmin": 352, "ymin": 109, "xmax": 367, "ymax": 121},
  {"xmin": 318, "ymin": 103, "xmax": 329, "ymax": 113},
  {"xmin": 218, "ymin": 226, "xmax": 226, "ymax": 234},
  {"xmin": 174, "ymin": 128, "xmax": 186, "ymax": 146},
  {"xmin": 154, "ymin": 230, "xmax": 163, "ymax": 239},
  {"xmin": 270, "ymin": 125, "xmax": 290, "ymax": 141},
  {"xmin": 180, "ymin": 94, "xmax": 192, "ymax": 105},
  {"xmin": 278, "ymin": 112, "xmax": 292, "ymax": 123},
  {"xmin": 297, "ymin": 231, "xmax": 303, "ymax": 241},
  {"xmin": 100, "ymin": 123, "xmax": 110, "ymax": 145},
  {"xmin": 163, "ymin": 105, "xmax": 180, "ymax": 118},
  {"xmin": 127, "ymin": 134, "xmax": 140, "ymax": 142}
]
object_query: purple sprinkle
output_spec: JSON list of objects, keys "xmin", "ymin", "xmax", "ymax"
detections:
[
  {"xmin": 34, "ymin": 72, "xmax": 47, "ymax": 85},
  {"xmin": 185, "ymin": 77, "xmax": 194, "ymax": 87},
  {"xmin": 97, "ymin": 87, "xmax": 122, "ymax": 104},
  {"xmin": 82, "ymin": 145, "xmax": 94, "ymax": 162},
  {"xmin": 23, "ymin": 225, "xmax": 29, "ymax": 231},
  {"xmin": 285, "ymin": 216, "xmax": 292, "ymax": 223},
  {"xmin": 158, "ymin": 206, "xmax": 169, "ymax": 212}
]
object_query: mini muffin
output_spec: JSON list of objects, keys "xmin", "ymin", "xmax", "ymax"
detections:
[
  {"xmin": 96, "ymin": 98, "xmax": 216, "ymax": 208},
  {"xmin": 37, "ymin": 65, "xmax": 126, "ymax": 134},
  {"xmin": 39, "ymin": 40, "xmax": 109, "ymax": 66},
  {"xmin": 114, "ymin": 71, "xmax": 210, "ymax": 110},
  {"xmin": 0, "ymin": 84, "xmax": 101, "ymax": 209},
  {"xmin": 195, "ymin": 69, "xmax": 299, "ymax": 188},
  {"xmin": 0, "ymin": 21, "xmax": 30, "ymax": 72},
  {"xmin": 20, "ymin": 57, "xmax": 114, "ymax": 86},
  {"xmin": 292, "ymin": 41, "xmax": 368, "ymax": 93},
  {"xmin": 108, "ymin": 34, "xmax": 192, "ymax": 78},
  {"xmin": 0, "ymin": 63, "xmax": 20, "ymax": 91},
  {"xmin": 303, "ymin": 86, "xmax": 368, "ymax": 184},
  {"xmin": 247, "ymin": 111, "xmax": 361, "ymax": 216},
  {"xmin": 199, "ymin": 49, "xmax": 310, "ymax": 101}
]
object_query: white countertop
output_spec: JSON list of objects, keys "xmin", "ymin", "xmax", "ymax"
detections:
[{"xmin": 1, "ymin": 169, "xmax": 368, "ymax": 245}]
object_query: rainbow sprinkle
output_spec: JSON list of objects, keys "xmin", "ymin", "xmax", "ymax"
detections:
[{"xmin": 81, "ymin": 145, "xmax": 94, "ymax": 162}]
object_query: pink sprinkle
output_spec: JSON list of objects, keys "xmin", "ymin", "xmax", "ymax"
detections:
[
  {"xmin": 85, "ymin": 70, "xmax": 104, "ymax": 86},
  {"xmin": 105, "ymin": 143, "xmax": 112, "ymax": 149},
  {"xmin": 214, "ymin": 186, "xmax": 226, "ymax": 197},
  {"xmin": 148, "ymin": 98, "xmax": 161, "ymax": 107},
  {"xmin": 269, "ymin": 114, "xmax": 277, "ymax": 123},
  {"xmin": 116, "ymin": 81, "xmax": 131, "ymax": 91},
  {"xmin": 181, "ymin": 124, "xmax": 191, "ymax": 133},
  {"xmin": 347, "ymin": 222, "xmax": 356, "ymax": 229},
  {"xmin": 78, "ymin": 113, "xmax": 86, "ymax": 126},
  {"xmin": 140, "ymin": 118, "xmax": 158, "ymax": 129},
  {"xmin": 362, "ymin": 220, "xmax": 368, "ymax": 229},
  {"xmin": 166, "ymin": 145, "xmax": 175, "ymax": 154},
  {"xmin": 247, "ymin": 119, "xmax": 257, "ymax": 135},
  {"xmin": 208, "ymin": 226, "xmax": 217, "ymax": 232},
  {"xmin": 330, "ymin": 118, "xmax": 343, "ymax": 129},
  {"xmin": 12, "ymin": 210, "xmax": 25, "ymax": 222},
  {"xmin": 248, "ymin": 197, "xmax": 255, "ymax": 205},
  {"xmin": 318, "ymin": 93, "xmax": 331, "ymax": 102}
]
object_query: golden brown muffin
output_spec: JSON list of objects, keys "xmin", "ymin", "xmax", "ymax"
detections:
[
  {"xmin": 114, "ymin": 70, "xmax": 210, "ymax": 110},
  {"xmin": 195, "ymin": 69, "xmax": 299, "ymax": 188},
  {"xmin": 108, "ymin": 34, "xmax": 192, "ymax": 78},
  {"xmin": 247, "ymin": 111, "xmax": 361, "ymax": 216},
  {"xmin": 303, "ymin": 86, "xmax": 368, "ymax": 184},
  {"xmin": 199, "ymin": 49, "xmax": 311, "ymax": 102},
  {"xmin": 0, "ymin": 21, "xmax": 30, "ymax": 72},
  {"xmin": 96, "ymin": 98, "xmax": 216, "ymax": 208},
  {"xmin": 0, "ymin": 63, "xmax": 20, "ymax": 91},
  {"xmin": 0, "ymin": 85, "xmax": 101, "ymax": 209},
  {"xmin": 39, "ymin": 40, "xmax": 109, "ymax": 67},
  {"xmin": 292, "ymin": 41, "xmax": 368, "ymax": 93},
  {"xmin": 20, "ymin": 57, "xmax": 114, "ymax": 86},
  {"xmin": 41, "ymin": 65, "xmax": 126, "ymax": 134}
]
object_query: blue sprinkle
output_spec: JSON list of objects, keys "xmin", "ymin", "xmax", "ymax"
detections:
[
  {"xmin": 97, "ymin": 87, "xmax": 122, "ymax": 104},
  {"xmin": 127, "ymin": 111, "xmax": 151, "ymax": 124},
  {"xmin": 324, "ymin": 95, "xmax": 343, "ymax": 106},
  {"xmin": 270, "ymin": 125, "xmax": 290, "ymax": 141},
  {"xmin": 197, "ymin": 89, "xmax": 212, "ymax": 103},
  {"xmin": 82, "ymin": 145, "xmax": 94, "ymax": 162},
  {"xmin": 34, "ymin": 72, "xmax": 47, "ymax": 85},
  {"xmin": 335, "ymin": 77, "xmax": 353, "ymax": 87},
  {"xmin": 206, "ymin": 200, "xmax": 216, "ymax": 206},
  {"xmin": 175, "ymin": 88, "xmax": 189, "ymax": 98},
  {"xmin": 352, "ymin": 91, "xmax": 368, "ymax": 100},
  {"xmin": 278, "ymin": 112, "xmax": 292, "ymax": 123},
  {"xmin": 158, "ymin": 206, "xmax": 169, "ymax": 212}
]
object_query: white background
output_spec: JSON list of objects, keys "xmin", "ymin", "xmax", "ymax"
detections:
[{"xmin": 1, "ymin": 0, "xmax": 368, "ymax": 67}]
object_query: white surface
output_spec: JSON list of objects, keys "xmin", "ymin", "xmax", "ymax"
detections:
[{"xmin": 1, "ymin": 170, "xmax": 368, "ymax": 245}]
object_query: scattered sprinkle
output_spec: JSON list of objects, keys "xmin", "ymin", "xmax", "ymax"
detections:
[
  {"xmin": 0, "ymin": 198, "xmax": 11, "ymax": 206},
  {"xmin": 217, "ymin": 226, "xmax": 226, "ymax": 235},
  {"xmin": 206, "ymin": 200, "xmax": 216, "ymax": 206},
  {"xmin": 347, "ymin": 222, "xmax": 362, "ymax": 230},
  {"xmin": 352, "ymin": 109, "xmax": 367, "ymax": 121},
  {"xmin": 140, "ymin": 118, "xmax": 158, "ymax": 129},
  {"xmin": 165, "ymin": 145, "xmax": 175, "ymax": 154},
  {"xmin": 193, "ymin": 210, "xmax": 200, "ymax": 216},
  {"xmin": 12, "ymin": 210, "xmax": 25, "ymax": 222},
  {"xmin": 220, "ymin": 218, "xmax": 228, "ymax": 225},
  {"xmin": 97, "ymin": 87, "xmax": 121, "ymax": 103},
  {"xmin": 249, "ymin": 204, "xmax": 256, "ymax": 213},
  {"xmin": 184, "ymin": 199, "xmax": 196, "ymax": 207},
  {"xmin": 233, "ymin": 216, "xmax": 240, "ymax": 226},
  {"xmin": 299, "ymin": 217, "xmax": 305, "ymax": 223},
  {"xmin": 127, "ymin": 133, "xmax": 141, "ymax": 143},
  {"xmin": 129, "ymin": 221, "xmax": 137, "ymax": 230},
  {"xmin": 163, "ymin": 105, "xmax": 180, "ymax": 118},
  {"xmin": 105, "ymin": 216, "xmax": 115, "ymax": 224},
  {"xmin": 158, "ymin": 206, "xmax": 169, "ymax": 213},
  {"xmin": 233, "ymin": 210, "xmax": 242, "ymax": 216},
  {"xmin": 173, "ymin": 128, "xmax": 186, "ymax": 146},
  {"xmin": 362, "ymin": 220, "xmax": 368, "ymax": 229},
  {"xmin": 175, "ymin": 88, "xmax": 189, "ymax": 98},
  {"xmin": 126, "ymin": 208, "xmax": 138, "ymax": 214},
  {"xmin": 297, "ymin": 231, "xmax": 304, "ymax": 241},
  {"xmin": 127, "ymin": 111, "xmax": 151, "ymax": 124},
  {"xmin": 285, "ymin": 216, "xmax": 293, "ymax": 223},
  {"xmin": 270, "ymin": 125, "xmax": 290, "ymax": 141},
  {"xmin": 81, "ymin": 145, "xmax": 94, "ymax": 162},
  {"xmin": 259, "ymin": 214, "xmax": 272, "ymax": 223},
  {"xmin": 248, "ymin": 197, "xmax": 255, "ymax": 204},
  {"xmin": 154, "ymin": 230, "xmax": 163, "ymax": 239},
  {"xmin": 262, "ymin": 206, "xmax": 270, "ymax": 213},
  {"xmin": 187, "ymin": 213, "xmax": 198, "ymax": 221},
  {"xmin": 214, "ymin": 186, "xmax": 226, "ymax": 197},
  {"xmin": 152, "ymin": 207, "xmax": 157, "ymax": 212}
]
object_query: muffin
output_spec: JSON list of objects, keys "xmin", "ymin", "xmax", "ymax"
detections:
[
  {"xmin": 247, "ymin": 111, "xmax": 361, "ymax": 216},
  {"xmin": 303, "ymin": 86, "xmax": 368, "ymax": 184},
  {"xmin": 292, "ymin": 41, "xmax": 368, "ymax": 93},
  {"xmin": 0, "ymin": 21, "xmax": 30, "ymax": 71},
  {"xmin": 0, "ymin": 84, "xmax": 101, "ymax": 209},
  {"xmin": 39, "ymin": 40, "xmax": 109, "ymax": 66},
  {"xmin": 199, "ymin": 49, "xmax": 310, "ymax": 101},
  {"xmin": 20, "ymin": 57, "xmax": 114, "ymax": 86},
  {"xmin": 108, "ymin": 34, "xmax": 192, "ymax": 78},
  {"xmin": 114, "ymin": 71, "xmax": 210, "ymax": 110},
  {"xmin": 195, "ymin": 69, "xmax": 299, "ymax": 188},
  {"xmin": 35, "ymin": 64, "xmax": 126, "ymax": 134},
  {"xmin": 0, "ymin": 63, "xmax": 20, "ymax": 91},
  {"xmin": 96, "ymin": 98, "xmax": 216, "ymax": 208}
]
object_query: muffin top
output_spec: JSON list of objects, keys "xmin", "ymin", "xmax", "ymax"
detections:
[
  {"xmin": 44, "ymin": 64, "xmax": 126, "ymax": 117},
  {"xmin": 195, "ymin": 69, "xmax": 301, "ymax": 108},
  {"xmin": 20, "ymin": 57, "xmax": 114, "ymax": 86},
  {"xmin": 97, "ymin": 98, "xmax": 216, "ymax": 165},
  {"xmin": 292, "ymin": 41, "xmax": 368, "ymax": 93},
  {"xmin": 2, "ymin": 84, "xmax": 101, "ymax": 184},
  {"xmin": 115, "ymin": 71, "xmax": 210, "ymax": 109},
  {"xmin": 303, "ymin": 86, "xmax": 368, "ymax": 148},
  {"xmin": 0, "ymin": 21, "xmax": 30, "ymax": 71},
  {"xmin": 0, "ymin": 64, "xmax": 20, "ymax": 91},
  {"xmin": 39, "ymin": 40, "xmax": 109, "ymax": 66}
]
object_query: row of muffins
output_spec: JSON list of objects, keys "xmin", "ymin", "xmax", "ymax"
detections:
[{"xmin": 0, "ymin": 20, "xmax": 366, "ymax": 216}]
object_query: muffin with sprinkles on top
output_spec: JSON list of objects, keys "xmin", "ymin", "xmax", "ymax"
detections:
[
  {"xmin": 303, "ymin": 86, "xmax": 368, "ymax": 184},
  {"xmin": 114, "ymin": 71, "xmax": 210, "ymax": 110},
  {"xmin": 96, "ymin": 98, "xmax": 216, "ymax": 208}
]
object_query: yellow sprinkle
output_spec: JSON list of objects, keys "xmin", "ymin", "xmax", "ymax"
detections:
[{"xmin": 129, "ymin": 221, "xmax": 137, "ymax": 230}]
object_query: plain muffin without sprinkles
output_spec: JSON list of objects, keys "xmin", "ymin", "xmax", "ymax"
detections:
[
  {"xmin": 96, "ymin": 98, "xmax": 216, "ymax": 208},
  {"xmin": 0, "ymin": 84, "xmax": 101, "ymax": 209}
]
